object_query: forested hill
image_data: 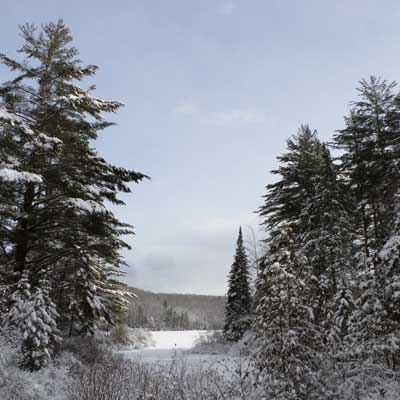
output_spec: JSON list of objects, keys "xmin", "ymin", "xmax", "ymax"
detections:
[{"xmin": 124, "ymin": 287, "xmax": 226, "ymax": 330}]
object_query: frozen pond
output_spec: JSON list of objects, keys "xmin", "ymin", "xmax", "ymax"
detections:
[{"xmin": 118, "ymin": 330, "xmax": 235, "ymax": 367}]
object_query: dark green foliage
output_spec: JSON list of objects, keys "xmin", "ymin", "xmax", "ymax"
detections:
[
  {"xmin": 254, "ymin": 126, "xmax": 355, "ymax": 396},
  {"xmin": 254, "ymin": 77, "xmax": 400, "ymax": 397},
  {"xmin": 333, "ymin": 77, "xmax": 399, "ymax": 258},
  {"xmin": 0, "ymin": 20, "xmax": 147, "ymax": 368},
  {"xmin": 259, "ymin": 125, "xmax": 323, "ymax": 237},
  {"xmin": 223, "ymin": 227, "xmax": 252, "ymax": 341}
]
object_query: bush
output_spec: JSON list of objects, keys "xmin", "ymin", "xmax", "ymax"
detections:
[
  {"xmin": 60, "ymin": 335, "xmax": 112, "ymax": 365},
  {"xmin": 0, "ymin": 329, "xmax": 75, "ymax": 400},
  {"xmin": 67, "ymin": 350, "xmax": 263, "ymax": 400},
  {"xmin": 192, "ymin": 330, "xmax": 231, "ymax": 355}
]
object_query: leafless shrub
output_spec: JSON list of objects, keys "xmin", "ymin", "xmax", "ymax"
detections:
[
  {"xmin": 192, "ymin": 330, "xmax": 230, "ymax": 354},
  {"xmin": 66, "ymin": 351, "xmax": 264, "ymax": 400}
]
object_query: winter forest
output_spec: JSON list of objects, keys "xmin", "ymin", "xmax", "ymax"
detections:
[{"xmin": 1, "ymin": 14, "xmax": 400, "ymax": 400}]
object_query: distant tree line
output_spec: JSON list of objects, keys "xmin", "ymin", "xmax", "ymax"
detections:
[
  {"xmin": 224, "ymin": 77, "xmax": 400, "ymax": 398},
  {"xmin": 125, "ymin": 288, "xmax": 225, "ymax": 330}
]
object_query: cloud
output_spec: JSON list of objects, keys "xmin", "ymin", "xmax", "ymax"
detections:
[
  {"xmin": 212, "ymin": 110, "xmax": 265, "ymax": 124},
  {"xmin": 173, "ymin": 101, "xmax": 265, "ymax": 125},
  {"xmin": 173, "ymin": 102, "xmax": 198, "ymax": 116},
  {"xmin": 123, "ymin": 214, "xmax": 262, "ymax": 295},
  {"xmin": 124, "ymin": 252, "xmax": 181, "ymax": 293},
  {"xmin": 217, "ymin": 2, "xmax": 236, "ymax": 16}
]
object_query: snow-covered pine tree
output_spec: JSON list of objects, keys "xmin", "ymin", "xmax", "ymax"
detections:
[
  {"xmin": 0, "ymin": 106, "xmax": 46, "ymax": 326},
  {"xmin": 349, "ymin": 194, "xmax": 400, "ymax": 371},
  {"xmin": 7, "ymin": 272, "xmax": 60, "ymax": 371},
  {"xmin": 0, "ymin": 21, "xmax": 147, "ymax": 351},
  {"xmin": 328, "ymin": 279, "xmax": 356, "ymax": 364},
  {"xmin": 258, "ymin": 127, "xmax": 353, "ymax": 330},
  {"xmin": 255, "ymin": 127, "xmax": 355, "ymax": 396},
  {"xmin": 300, "ymin": 144, "xmax": 355, "ymax": 334},
  {"xmin": 258, "ymin": 125, "xmax": 324, "ymax": 239},
  {"xmin": 332, "ymin": 77, "xmax": 400, "ymax": 374},
  {"xmin": 333, "ymin": 77, "xmax": 398, "ymax": 259},
  {"xmin": 223, "ymin": 227, "xmax": 252, "ymax": 341},
  {"xmin": 348, "ymin": 257, "xmax": 389, "ymax": 368},
  {"xmin": 377, "ymin": 216, "xmax": 400, "ymax": 370},
  {"xmin": 331, "ymin": 280, "xmax": 356, "ymax": 336},
  {"xmin": 254, "ymin": 225, "xmax": 326, "ymax": 399}
]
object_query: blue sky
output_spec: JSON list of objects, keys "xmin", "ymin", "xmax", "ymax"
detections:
[{"xmin": 2, "ymin": 0, "xmax": 400, "ymax": 294}]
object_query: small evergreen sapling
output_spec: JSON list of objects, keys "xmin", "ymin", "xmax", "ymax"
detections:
[{"xmin": 8, "ymin": 273, "xmax": 60, "ymax": 371}]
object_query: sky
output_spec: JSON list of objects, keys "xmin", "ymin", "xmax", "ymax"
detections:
[{"xmin": 2, "ymin": 0, "xmax": 400, "ymax": 295}]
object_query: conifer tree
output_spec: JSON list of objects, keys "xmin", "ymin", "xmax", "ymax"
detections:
[
  {"xmin": 258, "ymin": 127, "xmax": 353, "ymax": 332},
  {"xmin": 349, "ymin": 195, "xmax": 400, "ymax": 371},
  {"xmin": 255, "ymin": 126, "xmax": 355, "ymax": 396},
  {"xmin": 333, "ymin": 77, "xmax": 398, "ymax": 258},
  {"xmin": 333, "ymin": 77, "xmax": 400, "ymax": 373},
  {"xmin": 258, "ymin": 125, "xmax": 324, "ymax": 238},
  {"xmin": 254, "ymin": 225, "xmax": 326, "ymax": 399},
  {"xmin": 223, "ymin": 227, "xmax": 252, "ymax": 341},
  {"xmin": 329, "ymin": 279, "xmax": 356, "ymax": 346},
  {"xmin": 300, "ymin": 144, "xmax": 354, "ymax": 332},
  {"xmin": 0, "ymin": 21, "xmax": 147, "ymax": 364},
  {"xmin": 8, "ymin": 273, "xmax": 60, "ymax": 370}
]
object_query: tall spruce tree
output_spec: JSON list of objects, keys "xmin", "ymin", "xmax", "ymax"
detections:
[
  {"xmin": 0, "ymin": 21, "xmax": 147, "ymax": 366},
  {"xmin": 333, "ymin": 77, "xmax": 400, "ymax": 373},
  {"xmin": 300, "ymin": 144, "xmax": 354, "ymax": 333},
  {"xmin": 223, "ymin": 227, "xmax": 252, "ymax": 341},
  {"xmin": 258, "ymin": 125, "xmax": 324, "ymax": 238},
  {"xmin": 333, "ymin": 77, "xmax": 398, "ymax": 259},
  {"xmin": 254, "ymin": 225, "xmax": 326, "ymax": 400},
  {"xmin": 257, "ymin": 127, "xmax": 353, "ymax": 330},
  {"xmin": 255, "ymin": 126, "xmax": 355, "ymax": 396}
]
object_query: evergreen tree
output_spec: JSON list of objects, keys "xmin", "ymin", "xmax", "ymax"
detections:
[
  {"xmin": 0, "ymin": 21, "xmax": 147, "ymax": 364},
  {"xmin": 257, "ymin": 127, "xmax": 353, "ymax": 334},
  {"xmin": 254, "ymin": 226, "xmax": 326, "ymax": 399},
  {"xmin": 254, "ymin": 127, "xmax": 355, "ymax": 396},
  {"xmin": 333, "ymin": 77, "xmax": 398, "ymax": 258},
  {"xmin": 333, "ymin": 77, "xmax": 400, "ymax": 373},
  {"xmin": 329, "ymin": 279, "xmax": 356, "ymax": 347},
  {"xmin": 349, "ymin": 195, "xmax": 400, "ymax": 371},
  {"xmin": 300, "ymin": 144, "xmax": 354, "ymax": 333},
  {"xmin": 223, "ymin": 227, "xmax": 252, "ymax": 341},
  {"xmin": 258, "ymin": 125, "xmax": 324, "ymax": 238},
  {"xmin": 7, "ymin": 273, "xmax": 60, "ymax": 370}
]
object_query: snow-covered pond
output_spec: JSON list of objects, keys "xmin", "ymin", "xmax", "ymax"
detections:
[
  {"xmin": 147, "ymin": 330, "xmax": 204, "ymax": 350},
  {"xmin": 118, "ymin": 330, "xmax": 231, "ymax": 366}
]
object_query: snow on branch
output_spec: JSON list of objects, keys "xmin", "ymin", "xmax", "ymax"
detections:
[{"xmin": 0, "ymin": 168, "xmax": 42, "ymax": 183}]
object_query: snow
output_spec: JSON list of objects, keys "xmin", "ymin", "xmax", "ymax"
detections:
[
  {"xmin": 0, "ymin": 168, "xmax": 43, "ymax": 183},
  {"xmin": 0, "ymin": 107, "xmax": 34, "ymax": 134},
  {"xmin": 119, "ymin": 330, "xmax": 230, "ymax": 365},
  {"xmin": 0, "ymin": 107, "xmax": 22, "ymax": 124},
  {"xmin": 147, "ymin": 330, "xmax": 204, "ymax": 350},
  {"xmin": 66, "ymin": 198, "xmax": 104, "ymax": 212}
]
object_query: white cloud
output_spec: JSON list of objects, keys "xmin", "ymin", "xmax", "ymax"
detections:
[
  {"xmin": 123, "ymin": 214, "xmax": 262, "ymax": 295},
  {"xmin": 173, "ymin": 102, "xmax": 198, "ymax": 115},
  {"xmin": 173, "ymin": 101, "xmax": 265, "ymax": 125},
  {"xmin": 211, "ymin": 110, "xmax": 265, "ymax": 124},
  {"xmin": 217, "ymin": 2, "xmax": 236, "ymax": 16}
]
